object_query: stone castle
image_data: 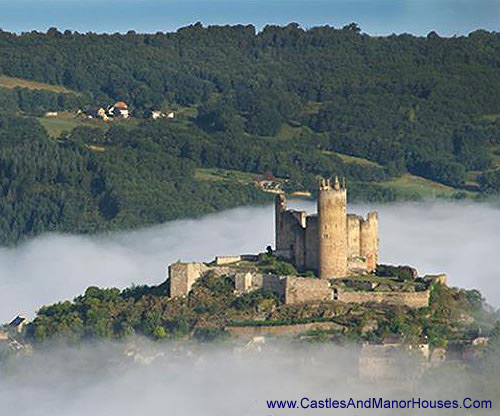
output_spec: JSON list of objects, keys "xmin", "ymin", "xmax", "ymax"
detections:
[
  {"xmin": 167, "ymin": 177, "xmax": 441, "ymax": 310},
  {"xmin": 275, "ymin": 177, "xmax": 378, "ymax": 278}
]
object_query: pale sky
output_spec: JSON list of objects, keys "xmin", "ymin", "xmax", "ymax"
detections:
[{"xmin": 0, "ymin": 0, "xmax": 499, "ymax": 36}]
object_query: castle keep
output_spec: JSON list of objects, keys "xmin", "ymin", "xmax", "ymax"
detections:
[{"xmin": 275, "ymin": 177, "xmax": 378, "ymax": 278}]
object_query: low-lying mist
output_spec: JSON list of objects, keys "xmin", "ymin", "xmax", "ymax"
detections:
[
  {"xmin": 1, "ymin": 339, "xmax": 494, "ymax": 416},
  {"xmin": 1, "ymin": 200, "xmax": 500, "ymax": 322}
]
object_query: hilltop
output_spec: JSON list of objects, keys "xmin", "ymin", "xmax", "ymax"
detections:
[
  {"xmin": 3, "ymin": 255, "xmax": 498, "ymax": 354},
  {"xmin": 2, "ymin": 25, "xmax": 500, "ymax": 244}
]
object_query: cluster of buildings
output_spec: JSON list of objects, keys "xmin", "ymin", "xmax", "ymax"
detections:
[
  {"xmin": 81, "ymin": 101, "xmax": 175, "ymax": 121},
  {"xmin": 84, "ymin": 101, "xmax": 130, "ymax": 120}
]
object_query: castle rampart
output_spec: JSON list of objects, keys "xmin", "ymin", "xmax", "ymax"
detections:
[
  {"xmin": 169, "ymin": 261, "xmax": 430, "ymax": 309},
  {"xmin": 337, "ymin": 289, "xmax": 430, "ymax": 309},
  {"xmin": 225, "ymin": 321, "xmax": 345, "ymax": 338},
  {"xmin": 168, "ymin": 262, "xmax": 209, "ymax": 298},
  {"xmin": 284, "ymin": 276, "xmax": 333, "ymax": 304},
  {"xmin": 215, "ymin": 256, "xmax": 242, "ymax": 265}
]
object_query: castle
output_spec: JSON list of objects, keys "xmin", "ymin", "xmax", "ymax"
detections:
[
  {"xmin": 275, "ymin": 177, "xmax": 378, "ymax": 278},
  {"xmin": 167, "ymin": 177, "xmax": 437, "ymax": 310}
]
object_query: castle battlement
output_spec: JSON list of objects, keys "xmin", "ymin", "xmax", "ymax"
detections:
[{"xmin": 275, "ymin": 177, "xmax": 379, "ymax": 278}]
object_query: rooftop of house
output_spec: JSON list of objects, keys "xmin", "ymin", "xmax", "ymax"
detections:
[
  {"xmin": 113, "ymin": 101, "xmax": 128, "ymax": 109},
  {"xmin": 9, "ymin": 315, "xmax": 26, "ymax": 327}
]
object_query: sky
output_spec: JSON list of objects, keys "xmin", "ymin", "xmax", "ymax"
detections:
[
  {"xmin": 1, "ymin": 199, "xmax": 499, "ymax": 323},
  {"xmin": 0, "ymin": 0, "xmax": 499, "ymax": 36}
]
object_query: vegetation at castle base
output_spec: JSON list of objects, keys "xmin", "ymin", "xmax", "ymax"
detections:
[
  {"xmin": 255, "ymin": 254, "xmax": 300, "ymax": 276},
  {"xmin": 3, "ymin": 25, "xmax": 500, "ymax": 241},
  {"xmin": 23, "ymin": 265, "xmax": 500, "ymax": 356},
  {"xmin": 358, "ymin": 283, "xmax": 499, "ymax": 349},
  {"xmin": 17, "ymin": 278, "xmax": 500, "ymax": 403}
]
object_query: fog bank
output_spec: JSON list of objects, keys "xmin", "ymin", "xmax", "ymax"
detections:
[
  {"xmin": 1, "ymin": 200, "xmax": 499, "ymax": 322},
  {"xmin": 1, "ymin": 340, "xmax": 489, "ymax": 416}
]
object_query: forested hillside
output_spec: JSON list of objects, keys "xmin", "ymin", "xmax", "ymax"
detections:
[{"xmin": 1, "ymin": 23, "xmax": 500, "ymax": 244}]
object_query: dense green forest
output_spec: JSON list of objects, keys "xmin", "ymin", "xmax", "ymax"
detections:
[{"xmin": 2, "ymin": 24, "xmax": 500, "ymax": 244}]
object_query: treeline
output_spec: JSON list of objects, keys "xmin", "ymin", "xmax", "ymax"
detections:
[
  {"xmin": 0, "ymin": 25, "xmax": 499, "ymax": 182},
  {"xmin": 2, "ymin": 24, "xmax": 500, "ymax": 242}
]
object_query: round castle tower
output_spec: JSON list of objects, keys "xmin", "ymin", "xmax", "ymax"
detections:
[{"xmin": 318, "ymin": 177, "xmax": 348, "ymax": 279}]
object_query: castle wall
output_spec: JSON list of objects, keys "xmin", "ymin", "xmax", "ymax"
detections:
[
  {"xmin": 347, "ymin": 214, "xmax": 361, "ymax": 258},
  {"xmin": 347, "ymin": 256, "xmax": 368, "ymax": 272},
  {"xmin": 275, "ymin": 194, "xmax": 307, "ymax": 265},
  {"xmin": 169, "ymin": 262, "xmax": 209, "ymax": 298},
  {"xmin": 318, "ymin": 179, "xmax": 348, "ymax": 278},
  {"xmin": 424, "ymin": 274, "xmax": 448, "ymax": 285},
  {"xmin": 305, "ymin": 215, "xmax": 319, "ymax": 271},
  {"xmin": 275, "ymin": 193, "xmax": 286, "ymax": 252},
  {"xmin": 284, "ymin": 277, "xmax": 333, "ymax": 304},
  {"xmin": 215, "ymin": 256, "xmax": 242, "ymax": 265},
  {"xmin": 293, "ymin": 226, "xmax": 306, "ymax": 269},
  {"xmin": 338, "ymin": 289, "xmax": 429, "ymax": 309},
  {"xmin": 360, "ymin": 212, "xmax": 379, "ymax": 272},
  {"xmin": 262, "ymin": 275, "xmax": 287, "ymax": 296},
  {"xmin": 225, "ymin": 321, "xmax": 344, "ymax": 338},
  {"xmin": 235, "ymin": 272, "xmax": 264, "ymax": 293}
]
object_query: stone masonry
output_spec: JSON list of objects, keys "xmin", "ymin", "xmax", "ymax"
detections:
[{"xmin": 275, "ymin": 178, "xmax": 378, "ymax": 278}]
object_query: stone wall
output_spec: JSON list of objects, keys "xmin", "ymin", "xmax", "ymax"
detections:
[
  {"xmin": 284, "ymin": 277, "xmax": 333, "ymax": 304},
  {"xmin": 226, "ymin": 321, "xmax": 344, "ymax": 338},
  {"xmin": 347, "ymin": 214, "xmax": 361, "ymax": 258},
  {"xmin": 360, "ymin": 212, "xmax": 378, "ymax": 271},
  {"xmin": 424, "ymin": 274, "xmax": 448, "ymax": 285},
  {"xmin": 275, "ymin": 193, "xmax": 307, "ymax": 267},
  {"xmin": 347, "ymin": 256, "xmax": 368, "ymax": 273},
  {"xmin": 235, "ymin": 272, "xmax": 264, "ymax": 293},
  {"xmin": 215, "ymin": 256, "xmax": 241, "ymax": 265},
  {"xmin": 263, "ymin": 275, "xmax": 287, "ymax": 296},
  {"xmin": 338, "ymin": 289, "xmax": 430, "ymax": 309},
  {"xmin": 305, "ymin": 215, "xmax": 319, "ymax": 270},
  {"xmin": 169, "ymin": 262, "xmax": 209, "ymax": 298}
]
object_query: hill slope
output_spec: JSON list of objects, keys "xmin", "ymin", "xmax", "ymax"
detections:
[{"xmin": 1, "ymin": 25, "xmax": 500, "ymax": 243}]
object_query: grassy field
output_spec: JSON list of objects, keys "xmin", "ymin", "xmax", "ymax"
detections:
[
  {"xmin": 37, "ymin": 112, "xmax": 106, "ymax": 137},
  {"xmin": 171, "ymin": 104, "xmax": 198, "ymax": 120},
  {"xmin": 481, "ymin": 114, "xmax": 500, "ymax": 122},
  {"xmin": 37, "ymin": 112, "xmax": 143, "ymax": 138},
  {"xmin": 274, "ymin": 123, "xmax": 313, "ymax": 140},
  {"xmin": 328, "ymin": 151, "xmax": 382, "ymax": 168},
  {"xmin": 378, "ymin": 173, "xmax": 472, "ymax": 199},
  {"xmin": 38, "ymin": 116, "xmax": 85, "ymax": 138},
  {"xmin": 303, "ymin": 101, "xmax": 323, "ymax": 115},
  {"xmin": 0, "ymin": 75, "xmax": 77, "ymax": 94},
  {"xmin": 196, "ymin": 167, "xmax": 475, "ymax": 200},
  {"xmin": 194, "ymin": 168, "xmax": 261, "ymax": 184}
]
